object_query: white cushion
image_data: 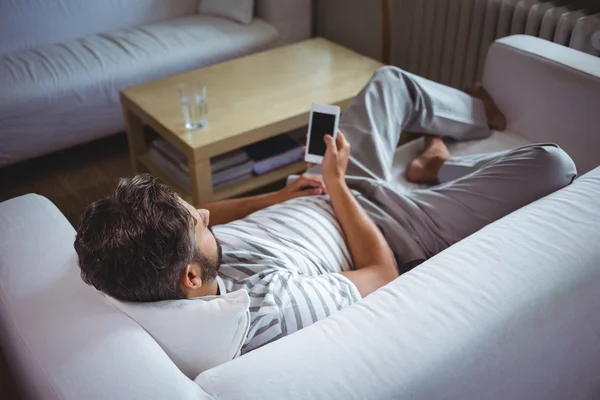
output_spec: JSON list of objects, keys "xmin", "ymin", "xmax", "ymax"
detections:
[
  {"xmin": 196, "ymin": 165, "xmax": 600, "ymax": 399},
  {"xmin": 0, "ymin": 14, "xmax": 278, "ymax": 167},
  {"xmin": 0, "ymin": 195, "xmax": 212, "ymax": 400},
  {"xmin": 199, "ymin": 0, "xmax": 255, "ymax": 24},
  {"xmin": 107, "ymin": 289, "xmax": 250, "ymax": 379}
]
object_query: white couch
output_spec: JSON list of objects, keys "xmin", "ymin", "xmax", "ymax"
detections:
[
  {"xmin": 0, "ymin": 0, "xmax": 311, "ymax": 168},
  {"xmin": 1, "ymin": 36, "xmax": 600, "ymax": 400}
]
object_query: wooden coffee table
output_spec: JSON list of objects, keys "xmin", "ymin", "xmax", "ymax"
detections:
[{"xmin": 120, "ymin": 38, "xmax": 384, "ymax": 205}]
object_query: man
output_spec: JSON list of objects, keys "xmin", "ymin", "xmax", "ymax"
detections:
[{"xmin": 75, "ymin": 67, "xmax": 576, "ymax": 353}]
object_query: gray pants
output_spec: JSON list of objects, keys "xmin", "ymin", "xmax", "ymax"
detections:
[{"xmin": 338, "ymin": 67, "xmax": 577, "ymax": 269}]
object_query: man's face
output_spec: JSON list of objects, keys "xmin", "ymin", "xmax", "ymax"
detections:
[{"xmin": 179, "ymin": 198, "xmax": 222, "ymax": 282}]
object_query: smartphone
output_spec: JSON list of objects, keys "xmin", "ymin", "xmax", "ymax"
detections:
[{"xmin": 305, "ymin": 103, "xmax": 341, "ymax": 164}]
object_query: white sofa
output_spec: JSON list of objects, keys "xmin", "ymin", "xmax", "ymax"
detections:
[
  {"xmin": 0, "ymin": 0, "xmax": 311, "ymax": 168},
  {"xmin": 1, "ymin": 36, "xmax": 600, "ymax": 400}
]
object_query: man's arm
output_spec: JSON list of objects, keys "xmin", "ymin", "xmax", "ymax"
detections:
[
  {"xmin": 322, "ymin": 132, "xmax": 399, "ymax": 297},
  {"xmin": 198, "ymin": 173, "xmax": 326, "ymax": 225}
]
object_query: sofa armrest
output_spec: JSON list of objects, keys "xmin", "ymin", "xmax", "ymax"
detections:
[
  {"xmin": 482, "ymin": 35, "xmax": 600, "ymax": 174},
  {"xmin": 0, "ymin": 195, "xmax": 209, "ymax": 400},
  {"xmin": 255, "ymin": 0, "xmax": 312, "ymax": 46}
]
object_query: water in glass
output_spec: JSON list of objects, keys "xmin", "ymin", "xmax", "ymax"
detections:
[{"xmin": 179, "ymin": 82, "xmax": 207, "ymax": 130}]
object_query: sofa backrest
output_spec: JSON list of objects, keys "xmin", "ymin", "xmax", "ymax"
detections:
[
  {"xmin": 483, "ymin": 35, "xmax": 600, "ymax": 175},
  {"xmin": 0, "ymin": 194, "xmax": 211, "ymax": 400},
  {"xmin": 0, "ymin": 0, "xmax": 198, "ymax": 56}
]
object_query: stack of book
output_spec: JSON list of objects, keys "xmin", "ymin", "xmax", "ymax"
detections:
[
  {"xmin": 149, "ymin": 139, "xmax": 254, "ymax": 191},
  {"xmin": 244, "ymin": 135, "xmax": 304, "ymax": 175},
  {"xmin": 148, "ymin": 134, "xmax": 304, "ymax": 191}
]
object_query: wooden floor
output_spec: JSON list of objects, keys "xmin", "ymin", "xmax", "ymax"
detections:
[
  {"xmin": 0, "ymin": 133, "xmax": 133, "ymax": 226},
  {"xmin": 0, "ymin": 132, "xmax": 289, "ymax": 226}
]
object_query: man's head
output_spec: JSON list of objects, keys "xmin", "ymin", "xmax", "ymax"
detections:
[{"xmin": 74, "ymin": 174, "xmax": 222, "ymax": 302}]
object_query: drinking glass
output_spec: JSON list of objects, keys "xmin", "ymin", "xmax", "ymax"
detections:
[{"xmin": 178, "ymin": 82, "xmax": 207, "ymax": 130}]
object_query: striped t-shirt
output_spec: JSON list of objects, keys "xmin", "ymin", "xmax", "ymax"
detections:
[{"xmin": 213, "ymin": 195, "xmax": 361, "ymax": 354}]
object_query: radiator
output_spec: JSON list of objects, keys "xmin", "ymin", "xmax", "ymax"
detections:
[{"xmin": 391, "ymin": 0, "xmax": 600, "ymax": 89}]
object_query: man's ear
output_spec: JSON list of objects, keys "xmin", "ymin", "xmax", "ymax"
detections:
[{"xmin": 179, "ymin": 264, "xmax": 203, "ymax": 297}]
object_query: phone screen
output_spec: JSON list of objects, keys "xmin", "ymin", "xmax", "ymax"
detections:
[{"xmin": 308, "ymin": 112, "xmax": 336, "ymax": 156}]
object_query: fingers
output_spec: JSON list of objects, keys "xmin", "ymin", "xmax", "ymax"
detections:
[
  {"xmin": 324, "ymin": 134, "xmax": 337, "ymax": 155},
  {"xmin": 291, "ymin": 172, "xmax": 327, "ymax": 195},
  {"xmin": 335, "ymin": 131, "xmax": 345, "ymax": 149},
  {"xmin": 300, "ymin": 172, "xmax": 322, "ymax": 183},
  {"xmin": 336, "ymin": 130, "xmax": 349, "ymax": 150},
  {"xmin": 292, "ymin": 187, "xmax": 323, "ymax": 198},
  {"xmin": 297, "ymin": 173, "xmax": 326, "ymax": 188},
  {"xmin": 300, "ymin": 173, "xmax": 327, "ymax": 194}
]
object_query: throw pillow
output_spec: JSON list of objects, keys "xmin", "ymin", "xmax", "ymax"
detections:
[
  {"xmin": 106, "ymin": 287, "xmax": 250, "ymax": 378},
  {"xmin": 198, "ymin": 0, "xmax": 255, "ymax": 24}
]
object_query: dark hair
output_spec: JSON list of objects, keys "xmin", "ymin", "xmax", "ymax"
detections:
[{"xmin": 74, "ymin": 174, "xmax": 196, "ymax": 302}]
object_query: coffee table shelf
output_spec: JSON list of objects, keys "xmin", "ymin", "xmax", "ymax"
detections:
[
  {"xmin": 137, "ymin": 153, "xmax": 306, "ymax": 203},
  {"xmin": 211, "ymin": 161, "xmax": 306, "ymax": 201}
]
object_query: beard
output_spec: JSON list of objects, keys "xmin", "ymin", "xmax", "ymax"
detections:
[{"xmin": 192, "ymin": 225, "xmax": 222, "ymax": 284}]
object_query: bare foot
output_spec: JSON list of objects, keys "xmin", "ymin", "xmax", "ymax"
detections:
[
  {"xmin": 405, "ymin": 136, "xmax": 451, "ymax": 183},
  {"xmin": 466, "ymin": 82, "xmax": 506, "ymax": 131}
]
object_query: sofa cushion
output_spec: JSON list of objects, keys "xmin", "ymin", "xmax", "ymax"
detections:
[
  {"xmin": 199, "ymin": 0, "xmax": 255, "ymax": 24},
  {"xmin": 107, "ymin": 287, "xmax": 250, "ymax": 379},
  {"xmin": 0, "ymin": 14, "xmax": 278, "ymax": 167}
]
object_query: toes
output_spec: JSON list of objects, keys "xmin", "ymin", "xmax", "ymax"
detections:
[
  {"xmin": 405, "ymin": 159, "xmax": 422, "ymax": 182},
  {"xmin": 494, "ymin": 117, "xmax": 507, "ymax": 132},
  {"xmin": 488, "ymin": 109, "xmax": 507, "ymax": 131},
  {"xmin": 497, "ymin": 113, "xmax": 507, "ymax": 131}
]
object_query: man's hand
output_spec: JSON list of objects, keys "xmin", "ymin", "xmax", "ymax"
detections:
[
  {"xmin": 276, "ymin": 172, "xmax": 327, "ymax": 202},
  {"xmin": 322, "ymin": 131, "xmax": 350, "ymax": 188}
]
